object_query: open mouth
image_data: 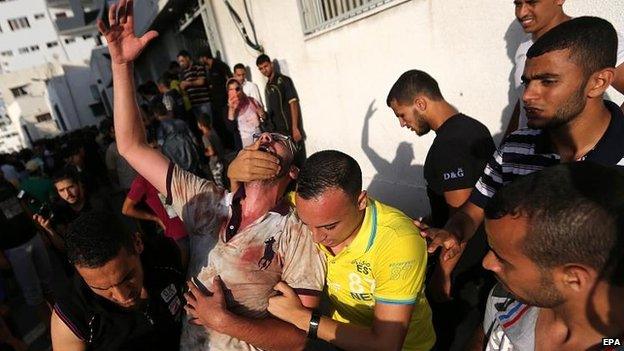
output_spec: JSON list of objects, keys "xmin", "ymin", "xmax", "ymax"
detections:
[{"xmin": 519, "ymin": 17, "xmax": 534, "ymax": 27}]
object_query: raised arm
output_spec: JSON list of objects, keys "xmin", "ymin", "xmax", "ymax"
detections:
[{"xmin": 97, "ymin": 0, "xmax": 169, "ymax": 194}]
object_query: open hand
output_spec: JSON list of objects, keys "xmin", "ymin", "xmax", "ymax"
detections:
[
  {"xmin": 227, "ymin": 140, "xmax": 280, "ymax": 182},
  {"xmin": 96, "ymin": 0, "xmax": 159, "ymax": 65}
]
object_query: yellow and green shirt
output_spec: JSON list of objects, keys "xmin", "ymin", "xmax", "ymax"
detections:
[{"xmin": 319, "ymin": 199, "xmax": 435, "ymax": 351}]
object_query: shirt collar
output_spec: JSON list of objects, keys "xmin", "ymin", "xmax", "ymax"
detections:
[
  {"xmin": 494, "ymin": 299, "xmax": 538, "ymax": 349},
  {"xmin": 318, "ymin": 199, "xmax": 378, "ymax": 257},
  {"xmin": 583, "ymin": 100, "xmax": 624, "ymax": 164},
  {"xmin": 532, "ymin": 100, "xmax": 624, "ymax": 160}
]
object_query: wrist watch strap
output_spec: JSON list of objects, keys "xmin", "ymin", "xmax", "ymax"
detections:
[{"xmin": 307, "ymin": 309, "xmax": 321, "ymax": 339}]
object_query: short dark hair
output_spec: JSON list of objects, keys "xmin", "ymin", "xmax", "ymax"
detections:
[
  {"xmin": 157, "ymin": 73, "xmax": 173, "ymax": 87},
  {"xmin": 66, "ymin": 210, "xmax": 136, "ymax": 268},
  {"xmin": 197, "ymin": 113, "xmax": 212, "ymax": 128},
  {"xmin": 137, "ymin": 81, "xmax": 160, "ymax": 97},
  {"xmin": 256, "ymin": 54, "xmax": 271, "ymax": 66},
  {"xmin": 527, "ymin": 16, "xmax": 617, "ymax": 77},
  {"xmin": 386, "ymin": 70, "xmax": 444, "ymax": 106},
  {"xmin": 151, "ymin": 101, "xmax": 168, "ymax": 117},
  {"xmin": 233, "ymin": 63, "xmax": 245, "ymax": 71},
  {"xmin": 177, "ymin": 50, "xmax": 190, "ymax": 58},
  {"xmin": 484, "ymin": 162, "xmax": 624, "ymax": 285},
  {"xmin": 52, "ymin": 167, "xmax": 80, "ymax": 185},
  {"xmin": 297, "ymin": 150, "xmax": 362, "ymax": 201},
  {"xmin": 198, "ymin": 48, "xmax": 212, "ymax": 59},
  {"xmin": 226, "ymin": 78, "xmax": 239, "ymax": 89}
]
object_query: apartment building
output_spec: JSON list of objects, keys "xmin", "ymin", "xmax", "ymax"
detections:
[{"xmin": 0, "ymin": 0, "xmax": 103, "ymax": 151}]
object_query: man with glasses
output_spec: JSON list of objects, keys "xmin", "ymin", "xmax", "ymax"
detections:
[{"xmin": 97, "ymin": 3, "xmax": 325, "ymax": 350}]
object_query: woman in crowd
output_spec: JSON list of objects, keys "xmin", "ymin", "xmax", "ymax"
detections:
[{"xmin": 226, "ymin": 78, "xmax": 264, "ymax": 149}]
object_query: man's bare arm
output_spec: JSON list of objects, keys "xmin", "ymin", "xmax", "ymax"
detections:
[
  {"xmin": 98, "ymin": 0, "xmax": 169, "ymax": 194},
  {"xmin": 186, "ymin": 279, "xmax": 316, "ymax": 351},
  {"xmin": 269, "ymin": 283, "xmax": 414, "ymax": 351},
  {"xmin": 214, "ymin": 313, "xmax": 309, "ymax": 351},
  {"xmin": 465, "ymin": 323, "xmax": 486, "ymax": 351},
  {"xmin": 51, "ymin": 310, "xmax": 86, "ymax": 351},
  {"xmin": 444, "ymin": 200, "xmax": 484, "ymax": 243},
  {"xmin": 289, "ymin": 100, "xmax": 302, "ymax": 142}
]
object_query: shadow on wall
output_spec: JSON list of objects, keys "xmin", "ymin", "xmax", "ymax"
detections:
[
  {"xmin": 360, "ymin": 100, "xmax": 428, "ymax": 219},
  {"xmin": 496, "ymin": 20, "xmax": 527, "ymax": 145}
]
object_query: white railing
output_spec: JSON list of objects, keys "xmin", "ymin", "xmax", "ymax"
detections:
[{"xmin": 298, "ymin": 0, "xmax": 396, "ymax": 35}]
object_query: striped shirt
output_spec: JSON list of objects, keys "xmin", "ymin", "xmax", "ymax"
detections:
[
  {"xmin": 470, "ymin": 100, "xmax": 624, "ymax": 209},
  {"xmin": 179, "ymin": 65, "xmax": 211, "ymax": 106},
  {"xmin": 483, "ymin": 284, "xmax": 538, "ymax": 350}
]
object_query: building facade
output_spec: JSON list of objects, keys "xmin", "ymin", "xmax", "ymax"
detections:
[
  {"xmin": 0, "ymin": 0, "xmax": 102, "ymax": 151},
  {"xmin": 110, "ymin": 0, "xmax": 624, "ymax": 216}
]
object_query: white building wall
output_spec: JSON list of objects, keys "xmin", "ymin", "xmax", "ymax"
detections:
[
  {"xmin": 46, "ymin": 64, "xmax": 102, "ymax": 131},
  {"xmin": 0, "ymin": 97, "xmax": 22, "ymax": 153},
  {"xmin": 0, "ymin": 63, "xmax": 64, "ymax": 144},
  {"xmin": 206, "ymin": 0, "xmax": 624, "ymax": 217},
  {"xmin": 0, "ymin": 0, "xmax": 95, "ymax": 73}
]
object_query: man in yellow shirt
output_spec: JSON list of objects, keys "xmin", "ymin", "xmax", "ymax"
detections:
[{"xmin": 267, "ymin": 150, "xmax": 435, "ymax": 350}]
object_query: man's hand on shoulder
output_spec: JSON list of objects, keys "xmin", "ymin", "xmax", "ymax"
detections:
[
  {"xmin": 413, "ymin": 218, "xmax": 463, "ymax": 261},
  {"xmin": 97, "ymin": 0, "xmax": 158, "ymax": 66}
]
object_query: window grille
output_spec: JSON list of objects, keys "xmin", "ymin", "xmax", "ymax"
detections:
[{"xmin": 298, "ymin": 0, "xmax": 398, "ymax": 35}]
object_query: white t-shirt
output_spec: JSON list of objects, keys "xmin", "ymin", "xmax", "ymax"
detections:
[
  {"xmin": 242, "ymin": 80, "xmax": 264, "ymax": 108},
  {"xmin": 514, "ymin": 30, "xmax": 624, "ymax": 129}
]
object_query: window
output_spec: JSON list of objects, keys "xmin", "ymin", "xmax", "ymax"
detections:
[
  {"xmin": 18, "ymin": 47, "xmax": 29, "ymax": 54},
  {"xmin": 46, "ymin": 41, "xmax": 59, "ymax": 48},
  {"xmin": 10, "ymin": 85, "xmax": 28, "ymax": 98},
  {"xmin": 7, "ymin": 17, "xmax": 30, "ymax": 31},
  {"xmin": 298, "ymin": 0, "xmax": 405, "ymax": 35},
  {"xmin": 35, "ymin": 113, "xmax": 52, "ymax": 123},
  {"xmin": 34, "ymin": 13, "xmax": 45, "ymax": 20},
  {"xmin": 0, "ymin": 50, "xmax": 12, "ymax": 57},
  {"xmin": 82, "ymin": 34, "xmax": 93, "ymax": 40},
  {"xmin": 89, "ymin": 102, "xmax": 106, "ymax": 117},
  {"xmin": 64, "ymin": 37, "xmax": 75, "ymax": 44},
  {"xmin": 30, "ymin": 45, "xmax": 40, "ymax": 51},
  {"xmin": 55, "ymin": 12, "xmax": 67, "ymax": 19}
]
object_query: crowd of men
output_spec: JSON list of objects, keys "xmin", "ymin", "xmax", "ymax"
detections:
[{"xmin": 1, "ymin": 0, "xmax": 624, "ymax": 350}]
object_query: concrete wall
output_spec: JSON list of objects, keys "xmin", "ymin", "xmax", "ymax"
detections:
[{"xmin": 205, "ymin": 0, "xmax": 624, "ymax": 217}]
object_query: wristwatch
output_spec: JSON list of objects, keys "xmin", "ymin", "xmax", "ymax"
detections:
[{"xmin": 307, "ymin": 309, "xmax": 321, "ymax": 339}]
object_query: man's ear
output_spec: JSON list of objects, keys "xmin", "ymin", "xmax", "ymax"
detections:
[
  {"xmin": 414, "ymin": 97, "xmax": 427, "ymax": 112},
  {"xmin": 557, "ymin": 263, "xmax": 594, "ymax": 293},
  {"xmin": 586, "ymin": 68, "xmax": 616, "ymax": 98},
  {"xmin": 133, "ymin": 232, "xmax": 144, "ymax": 255},
  {"xmin": 357, "ymin": 190, "xmax": 368, "ymax": 211}
]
